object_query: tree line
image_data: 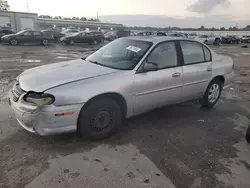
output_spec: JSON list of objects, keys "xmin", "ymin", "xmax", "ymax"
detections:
[
  {"xmin": 126, "ymin": 25, "xmax": 250, "ymax": 31},
  {"xmin": 0, "ymin": 0, "xmax": 10, "ymax": 11},
  {"xmin": 38, "ymin": 15, "xmax": 100, "ymax": 22}
]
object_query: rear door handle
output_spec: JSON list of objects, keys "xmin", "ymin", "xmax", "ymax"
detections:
[{"xmin": 172, "ymin": 72, "xmax": 181, "ymax": 78}]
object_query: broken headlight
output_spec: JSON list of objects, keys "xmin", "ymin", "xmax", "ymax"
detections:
[{"xmin": 24, "ymin": 93, "xmax": 55, "ymax": 105}]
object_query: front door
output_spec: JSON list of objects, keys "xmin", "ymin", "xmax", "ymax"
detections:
[
  {"xmin": 134, "ymin": 41, "xmax": 183, "ymax": 114},
  {"xmin": 179, "ymin": 41, "xmax": 213, "ymax": 101},
  {"xmin": 17, "ymin": 31, "xmax": 33, "ymax": 43}
]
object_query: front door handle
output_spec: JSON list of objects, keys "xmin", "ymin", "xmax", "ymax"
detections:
[
  {"xmin": 172, "ymin": 72, "xmax": 181, "ymax": 78},
  {"xmin": 207, "ymin": 67, "xmax": 212, "ymax": 72}
]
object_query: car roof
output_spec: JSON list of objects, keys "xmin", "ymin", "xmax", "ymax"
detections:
[{"xmin": 123, "ymin": 36, "xmax": 192, "ymax": 43}]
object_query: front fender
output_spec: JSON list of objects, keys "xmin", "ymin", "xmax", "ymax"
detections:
[{"xmin": 46, "ymin": 71, "xmax": 135, "ymax": 117}]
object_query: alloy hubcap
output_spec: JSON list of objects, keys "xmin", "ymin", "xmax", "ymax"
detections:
[
  {"xmin": 12, "ymin": 40, "xmax": 17, "ymax": 45},
  {"xmin": 91, "ymin": 110, "xmax": 113, "ymax": 132},
  {"xmin": 43, "ymin": 40, "xmax": 48, "ymax": 45},
  {"xmin": 208, "ymin": 83, "xmax": 220, "ymax": 103}
]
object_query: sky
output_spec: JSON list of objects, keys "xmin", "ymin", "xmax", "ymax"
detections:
[{"xmin": 7, "ymin": 0, "xmax": 250, "ymax": 27}]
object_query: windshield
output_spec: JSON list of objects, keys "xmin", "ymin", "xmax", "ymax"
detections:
[
  {"xmin": 86, "ymin": 38, "xmax": 152, "ymax": 70},
  {"xmin": 15, "ymin": 30, "xmax": 26, "ymax": 35}
]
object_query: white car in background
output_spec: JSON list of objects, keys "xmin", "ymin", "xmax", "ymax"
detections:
[
  {"xmin": 60, "ymin": 29, "xmax": 80, "ymax": 37},
  {"xmin": 187, "ymin": 33, "xmax": 198, "ymax": 39},
  {"xmin": 195, "ymin": 35, "xmax": 221, "ymax": 45}
]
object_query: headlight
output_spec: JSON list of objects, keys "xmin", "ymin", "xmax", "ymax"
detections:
[{"xmin": 24, "ymin": 93, "xmax": 55, "ymax": 105}]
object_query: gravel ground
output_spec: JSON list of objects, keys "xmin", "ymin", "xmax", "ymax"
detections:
[{"xmin": 0, "ymin": 42, "xmax": 249, "ymax": 188}]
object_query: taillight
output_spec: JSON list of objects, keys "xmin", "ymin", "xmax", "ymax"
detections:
[{"xmin": 51, "ymin": 34, "xmax": 54, "ymax": 38}]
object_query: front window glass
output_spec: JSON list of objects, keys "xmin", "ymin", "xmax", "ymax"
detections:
[
  {"xmin": 86, "ymin": 38, "xmax": 152, "ymax": 70},
  {"xmin": 16, "ymin": 30, "xmax": 26, "ymax": 35},
  {"xmin": 23, "ymin": 31, "xmax": 32, "ymax": 36},
  {"xmin": 147, "ymin": 42, "xmax": 177, "ymax": 69}
]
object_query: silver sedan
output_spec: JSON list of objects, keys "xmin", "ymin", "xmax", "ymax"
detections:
[{"xmin": 9, "ymin": 36, "xmax": 234, "ymax": 140}]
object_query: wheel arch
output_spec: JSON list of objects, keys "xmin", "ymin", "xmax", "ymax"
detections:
[
  {"xmin": 77, "ymin": 92, "xmax": 128, "ymax": 125},
  {"xmin": 212, "ymin": 75, "xmax": 225, "ymax": 84}
]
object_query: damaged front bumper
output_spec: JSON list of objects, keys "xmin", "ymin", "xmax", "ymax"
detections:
[{"xmin": 9, "ymin": 90, "xmax": 82, "ymax": 136}]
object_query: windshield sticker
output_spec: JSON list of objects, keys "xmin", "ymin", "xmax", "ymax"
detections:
[{"xmin": 126, "ymin": 46, "xmax": 141, "ymax": 53}]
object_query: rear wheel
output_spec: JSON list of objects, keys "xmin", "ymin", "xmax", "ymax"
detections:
[
  {"xmin": 10, "ymin": 39, "xmax": 18, "ymax": 45},
  {"xmin": 42, "ymin": 39, "xmax": 49, "ymax": 46},
  {"xmin": 200, "ymin": 79, "xmax": 223, "ymax": 108},
  {"xmin": 214, "ymin": 38, "xmax": 221, "ymax": 45},
  {"xmin": 93, "ymin": 40, "xmax": 98, "ymax": 45},
  {"xmin": 69, "ymin": 39, "xmax": 74, "ymax": 45},
  {"xmin": 246, "ymin": 125, "xmax": 250, "ymax": 143},
  {"xmin": 78, "ymin": 98, "xmax": 122, "ymax": 140}
]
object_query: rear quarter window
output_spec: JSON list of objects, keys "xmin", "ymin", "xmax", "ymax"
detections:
[
  {"xmin": 180, "ymin": 41, "xmax": 205, "ymax": 65},
  {"xmin": 203, "ymin": 46, "xmax": 212, "ymax": 62}
]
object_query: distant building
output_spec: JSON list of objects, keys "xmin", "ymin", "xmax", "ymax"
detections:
[{"xmin": 0, "ymin": 11, "xmax": 123, "ymax": 32}]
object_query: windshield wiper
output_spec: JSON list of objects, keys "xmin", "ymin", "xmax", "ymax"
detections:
[{"xmin": 88, "ymin": 60, "xmax": 109, "ymax": 68}]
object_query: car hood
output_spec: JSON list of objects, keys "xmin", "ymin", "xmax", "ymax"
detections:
[
  {"xmin": 17, "ymin": 59, "xmax": 120, "ymax": 92},
  {"xmin": 1, "ymin": 34, "xmax": 15, "ymax": 38}
]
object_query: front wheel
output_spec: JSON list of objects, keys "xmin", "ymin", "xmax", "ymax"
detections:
[
  {"xmin": 42, "ymin": 39, "xmax": 49, "ymax": 46},
  {"xmin": 10, "ymin": 39, "xmax": 18, "ymax": 45},
  {"xmin": 200, "ymin": 79, "xmax": 223, "ymax": 108},
  {"xmin": 78, "ymin": 98, "xmax": 122, "ymax": 140}
]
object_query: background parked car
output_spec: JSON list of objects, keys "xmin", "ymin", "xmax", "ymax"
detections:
[
  {"xmin": 166, "ymin": 33, "xmax": 187, "ymax": 38},
  {"xmin": 60, "ymin": 31, "xmax": 102, "ymax": 45},
  {"xmin": 0, "ymin": 27, "xmax": 14, "ymax": 41},
  {"xmin": 195, "ymin": 35, "xmax": 221, "ymax": 45},
  {"xmin": 1, "ymin": 30, "xmax": 54, "ymax": 45},
  {"xmin": 105, "ymin": 30, "xmax": 130, "ymax": 41},
  {"xmin": 60, "ymin": 29, "xmax": 80, "ymax": 36},
  {"xmin": 221, "ymin": 35, "xmax": 240, "ymax": 44},
  {"xmin": 156, "ymin": 32, "xmax": 167, "ymax": 36},
  {"xmin": 187, "ymin": 33, "xmax": 198, "ymax": 39},
  {"xmin": 241, "ymin": 36, "xmax": 250, "ymax": 43},
  {"xmin": 137, "ymin": 31, "xmax": 154, "ymax": 36},
  {"xmin": 42, "ymin": 30, "xmax": 65, "ymax": 43}
]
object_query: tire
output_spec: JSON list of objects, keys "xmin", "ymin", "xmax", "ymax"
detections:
[
  {"xmin": 246, "ymin": 125, "xmax": 250, "ymax": 143},
  {"xmin": 214, "ymin": 38, "xmax": 221, "ymax": 45},
  {"xmin": 42, "ymin": 39, "xmax": 49, "ymax": 46},
  {"xmin": 69, "ymin": 39, "xmax": 74, "ymax": 45},
  {"xmin": 10, "ymin": 39, "xmax": 18, "ymax": 45},
  {"xmin": 200, "ymin": 79, "xmax": 223, "ymax": 108},
  {"xmin": 93, "ymin": 40, "xmax": 98, "ymax": 45},
  {"xmin": 78, "ymin": 98, "xmax": 122, "ymax": 140},
  {"xmin": 204, "ymin": 40, "xmax": 208, "ymax": 45}
]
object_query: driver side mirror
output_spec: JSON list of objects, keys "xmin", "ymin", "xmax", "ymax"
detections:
[{"xmin": 143, "ymin": 61, "xmax": 158, "ymax": 72}]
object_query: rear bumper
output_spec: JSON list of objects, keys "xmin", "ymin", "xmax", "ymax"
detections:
[{"xmin": 223, "ymin": 71, "xmax": 234, "ymax": 89}]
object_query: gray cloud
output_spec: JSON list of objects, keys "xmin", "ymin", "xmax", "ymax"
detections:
[{"xmin": 187, "ymin": 0, "xmax": 230, "ymax": 13}]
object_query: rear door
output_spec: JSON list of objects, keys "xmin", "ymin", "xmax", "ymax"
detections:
[
  {"xmin": 33, "ymin": 31, "xmax": 43, "ymax": 43},
  {"xmin": 78, "ymin": 32, "xmax": 88, "ymax": 43},
  {"xmin": 179, "ymin": 40, "xmax": 213, "ymax": 101}
]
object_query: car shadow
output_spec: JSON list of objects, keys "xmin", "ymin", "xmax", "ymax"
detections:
[{"xmin": 0, "ymin": 101, "xmax": 248, "ymax": 188}]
